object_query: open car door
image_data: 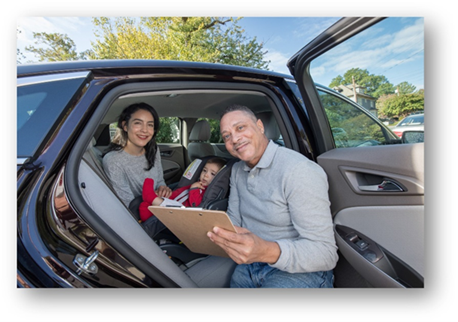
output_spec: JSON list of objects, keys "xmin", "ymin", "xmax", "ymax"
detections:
[{"xmin": 288, "ymin": 17, "xmax": 424, "ymax": 287}]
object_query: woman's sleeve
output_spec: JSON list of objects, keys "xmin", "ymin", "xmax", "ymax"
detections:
[{"xmin": 103, "ymin": 156, "xmax": 134, "ymax": 207}]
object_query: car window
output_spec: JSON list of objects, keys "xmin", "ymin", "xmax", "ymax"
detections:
[
  {"xmin": 197, "ymin": 118, "xmax": 223, "ymax": 143},
  {"xmin": 309, "ymin": 17, "xmax": 424, "ymax": 146},
  {"xmin": 398, "ymin": 115, "xmax": 424, "ymax": 126},
  {"xmin": 156, "ymin": 117, "xmax": 181, "ymax": 143},
  {"xmin": 318, "ymin": 89, "xmax": 394, "ymax": 147},
  {"xmin": 17, "ymin": 77, "xmax": 88, "ymax": 158}
]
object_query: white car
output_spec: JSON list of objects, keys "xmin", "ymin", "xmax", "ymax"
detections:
[{"xmin": 392, "ymin": 113, "xmax": 424, "ymax": 138}]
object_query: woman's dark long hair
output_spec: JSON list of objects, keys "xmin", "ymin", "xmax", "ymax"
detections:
[{"xmin": 103, "ymin": 103, "xmax": 160, "ymax": 170}]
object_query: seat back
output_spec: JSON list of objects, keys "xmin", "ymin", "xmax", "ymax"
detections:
[
  {"xmin": 256, "ymin": 112, "xmax": 280, "ymax": 141},
  {"xmin": 187, "ymin": 120, "xmax": 214, "ymax": 161}
]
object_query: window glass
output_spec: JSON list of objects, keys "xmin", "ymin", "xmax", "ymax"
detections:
[
  {"xmin": 197, "ymin": 118, "xmax": 223, "ymax": 143},
  {"xmin": 310, "ymin": 17, "xmax": 424, "ymax": 146},
  {"xmin": 318, "ymin": 89, "xmax": 392, "ymax": 147},
  {"xmin": 17, "ymin": 77, "xmax": 87, "ymax": 157},
  {"xmin": 156, "ymin": 117, "xmax": 180, "ymax": 143}
]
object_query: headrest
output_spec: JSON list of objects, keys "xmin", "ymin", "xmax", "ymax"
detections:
[
  {"xmin": 189, "ymin": 120, "xmax": 211, "ymax": 142},
  {"xmin": 256, "ymin": 112, "xmax": 280, "ymax": 141}
]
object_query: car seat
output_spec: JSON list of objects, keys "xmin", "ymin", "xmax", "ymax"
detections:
[
  {"xmin": 130, "ymin": 155, "xmax": 238, "ymax": 266},
  {"xmin": 256, "ymin": 112, "xmax": 281, "ymax": 142},
  {"xmin": 187, "ymin": 120, "xmax": 215, "ymax": 162}
]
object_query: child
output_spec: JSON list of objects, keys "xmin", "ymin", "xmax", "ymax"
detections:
[{"xmin": 139, "ymin": 157, "xmax": 227, "ymax": 221}]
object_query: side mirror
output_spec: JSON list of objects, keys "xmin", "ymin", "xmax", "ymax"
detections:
[{"xmin": 402, "ymin": 131, "xmax": 424, "ymax": 143}]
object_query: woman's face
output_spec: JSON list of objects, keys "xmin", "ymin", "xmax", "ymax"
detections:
[{"xmin": 122, "ymin": 109, "xmax": 155, "ymax": 153}]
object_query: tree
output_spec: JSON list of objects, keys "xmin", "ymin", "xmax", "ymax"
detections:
[
  {"xmin": 17, "ymin": 29, "xmax": 26, "ymax": 64},
  {"xmin": 88, "ymin": 17, "xmax": 270, "ymax": 69},
  {"xmin": 25, "ymin": 32, "xmax": 89, "ymax": 62},
  {"xmin": 376, "ymin": 90, "xmax": 424, "ymax": 118},
  {"xmin": 396, "ymin": 81, "xmax": 416, "ymax": 95},
  {"xmin": 329, "ymin": 68, "xmax": 394, "ymax": 99}
]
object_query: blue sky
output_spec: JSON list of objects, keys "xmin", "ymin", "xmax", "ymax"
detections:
[{"xmin": 17, "ymin": 16, "xmax": 424, "ymax": 89}]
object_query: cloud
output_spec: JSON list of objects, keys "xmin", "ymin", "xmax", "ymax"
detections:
[
  {"xmin": 264, "ymin": 49, "xmax": 291, "ymax": 74},
  {"xmin": 310, "ymin": 17, "xmax": 424, "ymax": 85}
]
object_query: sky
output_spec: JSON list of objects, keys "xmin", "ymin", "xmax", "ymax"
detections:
[
  {"xmin": 16, "ymin": 16, "xmax": 424, "ymax": 90},
  {"xmin": 16, "ymin": 16, "xmax": 340, "ymax": 75}
]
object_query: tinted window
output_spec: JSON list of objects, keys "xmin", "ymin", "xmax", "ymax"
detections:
[
  {"xmin": 156, "ymin": 117, "xmax": 181, "ymax": 143},
  {"xmin": 398, "ymin": 115, "xmax": 424, "ymax": 126},
  {"xmin": 318, "ymin": 89, "xmax": 395, "ymax": 147},
  {"xmin": 17, "ymin": 76, "xmax": 88, "ymax": 157}
]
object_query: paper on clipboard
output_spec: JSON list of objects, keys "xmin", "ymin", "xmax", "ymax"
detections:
[{"xmin": 148, "ymin": 206, "xmax": 237, "ymax": 258}]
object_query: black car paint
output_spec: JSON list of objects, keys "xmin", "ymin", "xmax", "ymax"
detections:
[{"xmin": 17, "ymin": 61, "xmax": 319, "ymax": 288}]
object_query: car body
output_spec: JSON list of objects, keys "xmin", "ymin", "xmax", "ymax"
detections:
[
  {"xmin": 17, "ymin": 17, "xmax": 424, "ymax": 288},
  {"xmin": 392, "ymin": 114, "xmax": 424, "ymax": 138}
]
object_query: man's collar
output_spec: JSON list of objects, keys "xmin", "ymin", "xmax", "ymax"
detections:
[{"xmin": 243, "ymin": 140, "xmax": 278, "ymax": 172}]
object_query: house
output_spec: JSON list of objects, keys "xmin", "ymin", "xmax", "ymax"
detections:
[{"xmin": 333, "ymin": 84, "xmax": 378, "ymax": 116}]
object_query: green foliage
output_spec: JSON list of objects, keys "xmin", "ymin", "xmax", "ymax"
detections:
[
  {"xmin": 396, "ymin": 81, "xmax": 417, "ymax": 95},
  {"xmin": 25, "ymin": 32, "xmax": 89, "ymax": 62},
  {"xmin": 376, "ymin": 91, "xmax": 424, "ymax": 118},
  {"xmin": 17, "ymin": 29, "xmax": 26, "ymax": 64},
  {"xmin": 198, "ymin": 118, "xmax": 223, "ymax": 143},
  {"xmin": 329, "ymin": 68, "xmax": 395, "ymax": 99},
  {"xmin": 88, "ymin": 17, "xmax": 270, "ymax": 69},
  {"xmin": 156, "ymin": 117, "xmax": 180, "ymax": 143},
  {"xmin": 329, "ymin": 67, "xmax": 421, "ymax": 120},
  {"xmin": 319, "ymin": 90, "xmax": 386, "ymax": 147}
]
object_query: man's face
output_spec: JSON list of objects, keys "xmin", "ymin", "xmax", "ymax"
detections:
[{"xmin": 220, "ymin": 110, "xmax": 268, "ymax": 168}]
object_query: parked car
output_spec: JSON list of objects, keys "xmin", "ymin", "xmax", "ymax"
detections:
[
  {"xmin": 392, "ymin": 113, "xmax": 424, "ymax": 138},
  {"xmin": 17, "ymin": 17, "xmax": 424, "ymax": 288}
]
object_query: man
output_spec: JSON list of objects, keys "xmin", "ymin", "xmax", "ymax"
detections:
[{"xmin": 207, "ymin": 104, "xmax": 338, "ymax": 288}]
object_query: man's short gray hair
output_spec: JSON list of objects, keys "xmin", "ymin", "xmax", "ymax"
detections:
[{"xmin": 220, "ymin": 104, "xmax": 257, "ymax": 122}]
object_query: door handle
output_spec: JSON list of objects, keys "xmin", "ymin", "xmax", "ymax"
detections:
[{"xmin": 359, "ymin": 180, "xmax": 404, "ymax": 192}]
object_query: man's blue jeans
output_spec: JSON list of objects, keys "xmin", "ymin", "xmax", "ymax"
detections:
[{"xmin": 230, "ymin": 262, "xmax": 334, "ymax": 288}]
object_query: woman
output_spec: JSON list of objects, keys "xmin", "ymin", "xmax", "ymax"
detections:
[{"xmin": 103, "ymin": 103, "xmax": 172, "ymax": 211}]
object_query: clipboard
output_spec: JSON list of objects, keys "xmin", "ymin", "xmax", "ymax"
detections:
[{"xmin": 148, "ymin": 206, "xmax": 237, "ymax": 258}]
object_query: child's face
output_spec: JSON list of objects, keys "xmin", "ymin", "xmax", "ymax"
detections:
[{"xmin": 199, "ymin": 163, "xmax": 221, "ymax": 186}]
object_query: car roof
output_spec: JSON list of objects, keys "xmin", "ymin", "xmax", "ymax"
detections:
[{"xmin": 17, "ymin": 59, "xmax": 294, "ymax": 80}]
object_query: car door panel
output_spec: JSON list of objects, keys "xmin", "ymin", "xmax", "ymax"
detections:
[
  {"xmin": 158, "ymin": 144, "xmax": 186, "ymax": 184},
  {"xmin": 317, "ymin": 143, "xmax": 424, "ymax": 287}
]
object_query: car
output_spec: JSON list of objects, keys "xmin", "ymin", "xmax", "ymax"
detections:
[
  {"xmin": 17, "ymin": 17, "xmax": 424, "ymax": 288},
  {"xmin": 392, "ymin": 113, "xmax": 424, "ymax": 138}
]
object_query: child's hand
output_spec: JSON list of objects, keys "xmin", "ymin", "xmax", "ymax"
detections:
[{"xmin": 191, "ymin": 181, "xmax": 205, "ymax": 190}]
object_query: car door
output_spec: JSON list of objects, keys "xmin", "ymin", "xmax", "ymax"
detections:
[{"xmin": 288, "ymin": 17, "xmax": 424, "ymax": 287}]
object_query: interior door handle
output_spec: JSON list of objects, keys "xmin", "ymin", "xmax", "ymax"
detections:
[{"xmin": 359, "ymin": 180, "xmax": 405, "ymax": 192}]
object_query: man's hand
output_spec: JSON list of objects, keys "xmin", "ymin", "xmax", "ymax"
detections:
[
  {"xmin": 207, "ymin": 226, "xmax": 281, "ymax": 265},
  {"xmin": 155, "ymin": 185, "xmax": 172, "ymax": 198}
]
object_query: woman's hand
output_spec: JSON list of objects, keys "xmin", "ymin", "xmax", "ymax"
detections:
[{"xmin": 155, "ymin": 185, "xmax": 172, "ymax": 198}]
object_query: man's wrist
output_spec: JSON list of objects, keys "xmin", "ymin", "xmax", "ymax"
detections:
[{"xmin": 264, "ymin": 241, "xmax": 281, "ymax": 264}]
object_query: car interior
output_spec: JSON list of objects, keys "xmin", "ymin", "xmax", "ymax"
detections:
[{"xmin": 72, "ymin": 81, "xmax": 294, "ymax": 287}]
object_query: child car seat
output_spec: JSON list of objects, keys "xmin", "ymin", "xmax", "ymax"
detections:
[{"xmin": 128, "ymin": 155, "xmax": 237, "ymax": 236}]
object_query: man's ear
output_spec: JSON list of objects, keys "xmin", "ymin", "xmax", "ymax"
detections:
[{"xmin": 256, "ymin": 119, "xmax": 265, "ymax": 134}]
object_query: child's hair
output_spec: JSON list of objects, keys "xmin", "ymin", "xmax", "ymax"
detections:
[{"xmin": 205, "ymin": 157, "xmax": 227, "ymax": 171}]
